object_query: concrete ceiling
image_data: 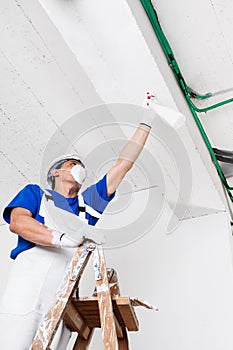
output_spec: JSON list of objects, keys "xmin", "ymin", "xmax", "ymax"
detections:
[{"xmin": 1, "ymin": 0, "xmax": 233, "ymax": 230}]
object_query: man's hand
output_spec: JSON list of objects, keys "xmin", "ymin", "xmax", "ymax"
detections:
[
  {"xmin": 50, "ymin": 209, "xmax": 106, "ymax": 247},
  {"xmin": 140, "ymin": 92, "xmax": 158, "ymax": 128},
  {"xmin": 142, "ymin": 91, "xmax": 186, "ymax": 129},
  {"xmin": 51, "ymin": 227, "xmax": 106, "ymax": 248},
  {"xmin": 51, "ymin": 230, "xmax": 83, "ymax": 248}
]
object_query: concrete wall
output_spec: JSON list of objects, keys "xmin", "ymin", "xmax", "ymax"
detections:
[{"xmin": 65, "ymin": 210, "xmax": 233, "ymax": 349}]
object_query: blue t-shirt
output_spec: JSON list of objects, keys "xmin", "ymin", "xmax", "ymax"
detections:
[{"xmin": 3, "ymin": 175, "xmax": 114, "ymax": 259}]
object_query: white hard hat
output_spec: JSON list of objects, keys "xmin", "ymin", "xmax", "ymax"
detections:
[{"xmin": 47, "ymin": 154, "xmax": 85, "ymax": 186}]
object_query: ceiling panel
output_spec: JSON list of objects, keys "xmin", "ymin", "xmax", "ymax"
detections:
[
  {"xmin": 148, "ymin": 0, "xmax": 233, "ymax": 149},
  {"xmin": 1, "ymin": 0, "xmax": 231, "ymax": 228}
]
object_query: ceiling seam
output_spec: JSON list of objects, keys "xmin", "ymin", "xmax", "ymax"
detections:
[
  {"xmin": 209, "ymin": 0, "xmax": 233, "ymax": 66},
  {"xmin": 13, "ymin": 0, "xmax": 86, "ymax": 105},
  {"xmin": 0, "ymin": 48, "xmax": 78, "ymax": 153},
  {"xmin": 0, "ymin": 150, "xmax": 30, "ymax": 182},
  {"xmin": 180, "ymin": 209, "xmax": 227, "ymax": 221}
]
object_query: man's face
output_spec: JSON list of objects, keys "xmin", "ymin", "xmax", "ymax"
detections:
[
  {"xmin": 52, "ymin": 159, "xmax": 84, "ymax": 186},
  {"xmin": 61, "ymin": 159, "xmax": 83, "ymax": 171}
]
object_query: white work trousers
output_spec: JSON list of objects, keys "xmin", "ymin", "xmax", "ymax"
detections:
[
  {"xmin": 0, "ymin": 245, "xmax": 75, "ymax": 349},
  {"xmin": 0, "ymin": 192, "xmax": 78, "ymax": 349}
]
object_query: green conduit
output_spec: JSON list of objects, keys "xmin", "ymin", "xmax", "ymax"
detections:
[{"xmin": 140, "ymin": 0, "xmax": 233, "ymax": 201}]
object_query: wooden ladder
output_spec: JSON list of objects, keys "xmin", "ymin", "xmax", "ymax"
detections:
[{"xmin": 30, "ymin": 243, "xmax": 144, "ymax": 350}]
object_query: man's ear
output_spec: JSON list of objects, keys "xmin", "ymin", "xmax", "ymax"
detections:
[{"xmin": 50, "ymin": 168, "xmax": 60, "ymax": 177}]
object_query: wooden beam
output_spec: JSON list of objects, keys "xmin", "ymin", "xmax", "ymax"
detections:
[
  {"xmin": 96, "ymin": 246, "xmax": 118, "ymax": 350},
  {"xmin": 72, "ymin": 329, "xmax": 94, "ymax": 350},
  {"xmin": 115, "ymin": 297, "xmax": 139, "ymax": 331},
  {"xmin": 30, "ymin": 245, "xmax": 91, "ymax": 350},
  {"xmin": 71, "ymin": 296, "xmax": 141, "ymax": 330},
  {"xmin": 118, "ymin": 328, "xmax": 129, "ymax": 350},
  {"xmin": 63, "ymin": 301, "xmax": 90, "ymax": 339},
  {"xmin": 114, "ymin": 314, "xmax": 123, "ymax": 338},
  {"xmin": 107, "ymin": 268, "xmax": 120, "ymax": 296}
]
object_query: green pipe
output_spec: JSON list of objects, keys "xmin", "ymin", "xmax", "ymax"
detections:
[
  {"xmin": 185, "ymin": 87, "xmax": 211, "ymax": 100},
  {"xmin": 188, "ymin": 102, "xmax": 233, "ymax": 191},
  {"xmin": 186, "ymin": 95, "xmax": 233, "ymax": 113},
  {"xmin": 140, "ymin": 0, "xmax": 233, "ymax": 198},
  {"xmin": 140, "ymin": 0, "xmax": 233, "ymax": 110}
]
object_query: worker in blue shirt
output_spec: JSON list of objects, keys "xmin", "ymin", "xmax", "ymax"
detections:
[{"xmin": 0, "ymin": 94, "xmax": 184, "ymax": 349}]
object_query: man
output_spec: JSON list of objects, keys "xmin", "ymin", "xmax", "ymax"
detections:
[{"xmin": 0, "ymin": 94, "xmax": 184, "ymax": 349}]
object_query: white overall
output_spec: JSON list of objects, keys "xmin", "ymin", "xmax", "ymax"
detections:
[{"xmin": 0, "ymin": 190, "xmax": 93, "ymax": 350}]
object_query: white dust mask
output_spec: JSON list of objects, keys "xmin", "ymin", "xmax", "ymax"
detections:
[{"xmin": 70, "ymin": 164, "xmax": 87, "ymax": 185}]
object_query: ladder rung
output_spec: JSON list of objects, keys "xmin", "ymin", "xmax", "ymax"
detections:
[{"xmin": 68, "ymin": 296, "xmax": 139, "ymax": 332}]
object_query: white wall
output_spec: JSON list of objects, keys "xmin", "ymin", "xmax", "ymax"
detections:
[{"xmin": 63, "ymin": 210, "xmax": 233, "ymax": 350}]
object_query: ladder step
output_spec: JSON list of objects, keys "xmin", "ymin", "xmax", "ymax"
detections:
[{"xmin": 63, "ymin": 296, "xmax": 139, "ymax": 332}]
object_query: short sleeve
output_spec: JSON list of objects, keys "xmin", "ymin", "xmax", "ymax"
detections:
[
  {"xmin": 3, "ymin": 184, "xmax": 42, "ymax": 224},
  {"xmin": 82, "ymin": 174, "xmax": 115, "ymax": 214}
]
